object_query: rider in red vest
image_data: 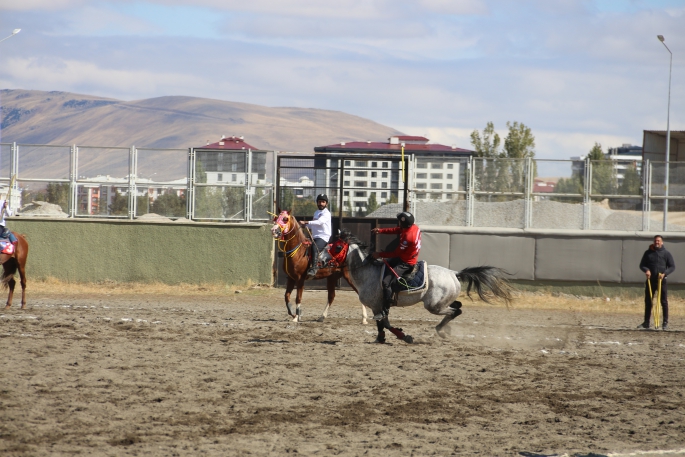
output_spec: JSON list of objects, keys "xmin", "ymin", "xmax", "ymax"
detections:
[{"xmin": 371, "ymin": 211, "xmax": 421, "ymax": 320}]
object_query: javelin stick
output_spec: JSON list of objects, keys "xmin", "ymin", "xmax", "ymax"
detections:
[
  {"xmin": 2, "ymin": 174, "xmax": 16, "ymax": 218},
  {"xmin": 652, "ymin": 276, "xmax": 662, "ymax": 329}
]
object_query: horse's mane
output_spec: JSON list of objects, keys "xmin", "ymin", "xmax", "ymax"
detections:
[{"xmin": 338, "ymin": 229, "xmax": 369, "ymax": 254}]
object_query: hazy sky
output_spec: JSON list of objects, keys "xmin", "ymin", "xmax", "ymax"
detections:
[{"xmin": 0, "ymin": 0, "xmax": 683, "ymax": 159}]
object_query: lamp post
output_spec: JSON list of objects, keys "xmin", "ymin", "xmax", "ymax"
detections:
[
  {"xmin": 0, "ymin": 29, "xmax": 21, "ymax": 44},
  {"xmin": 658, "ymin": 35, "xmax": 672, "ymax": 231}
]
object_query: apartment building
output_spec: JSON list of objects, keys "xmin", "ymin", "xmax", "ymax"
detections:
[{"xmin": 313, "ymin": 136, "xmax": 474, "ymax": 212}]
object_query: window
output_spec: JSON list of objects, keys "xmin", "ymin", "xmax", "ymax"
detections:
[
  {"xmin": 354, "ymin": 181, "xmax": 367, "ymax": 187},
  {"xmin": 217, "ymin": 173, "xmax": 223, "ymax": 182},
  {"xmin": 431, "ymin": 173, "xmax": 443, "ymax": 179},
  {"xmin": 344, "ymin": 161, "xmax": 351, "ymax": 166},
  {"xmin": 447, "ymin": 174, "xmax": 453, "ymax": 179},
  {"xmin": 447, "ymin": 184, "xmax": 453, "ymax": 189},
  {"xmin": 371, "ymin": 172, "xmax": 377, "ymax": 178},
  {"xmin": 344, "ymin": 180, "xmax": 350, "ymax": 186},
  {"xmin": 371, "ymin": 162, "xmax": 378, "ymax": 168},
  {"xmin": 417, "ymin": 163, "xmax": 427, "ymax": 169},
  {"xmin": 344, "ymin": 170, "xmax": 350, "ymax": 176},
  {"xmin": 416, "ymin": 173, "xmax": 427, "ymax": 179},
  {"xmin": 381, "ymin": 182, "xmax": 388, "ymax": 188},
  {"xmin": 371, "ymin": 182, "xmax": 377, "ymax": 188},
  {"xmin": 416, "ymin": 183, "xmax": 427, "ymax": 189},
  {"xmin": 431, "ymin": 163, "xmax": 442, "ymax": 169},
  {"xmin": 343, "ymin": 191, "xmax": 349, "ymax": 196},
  {"xmin": 382, "ymin": 172, "xmax": 388, "ymax": 178},
  {"xmin": 232, "ymin": 174, "xmax": 237, "ymax": 182},
  {"xmin": 430, "ymin": 193, "xmax": 441, "ymax": 200},
  {"xmin": 447, "ymin": 164, "xmax": 454, "ymax": 169},
  {"xmin": 355, "ymin": 161, "xmax": 367, "ymax": 167},
  {"xmin": 382, "ymin": 162, "xmax": 388, "ymax": 168},
  {"xmin": 431, "ymin": 183, "xmax": 443, "ymax": 189},
  {"xmin": 354, "ymin": 191, "xmax": 367, "ymax": 197},
  {"xmin": 354, "ymin": 171, "xmax": 368, "ymax": 177},
  {"xmin": 416, "ymin": 193, "xmax": 426, "ymax": 199},
  {"xmin": 381, "ymin": 192, "xmax": 388, "ymax": 198},
  {"xmin": 258, "ymin": 173, "xmax": 265, "ymax": 180}
]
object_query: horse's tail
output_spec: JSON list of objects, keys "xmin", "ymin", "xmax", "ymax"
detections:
[
  {"xmin": 456, "ymin": 266, "xmax": 513, "ymax": 306},
  {"xmin": 1, "ymin": 257, "xmax": 18, "ymax": 288}
]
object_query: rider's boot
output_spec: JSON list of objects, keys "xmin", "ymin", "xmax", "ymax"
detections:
[{"xmin": 306, "ymin": 267, "xmax": 318, "ymax": 280}]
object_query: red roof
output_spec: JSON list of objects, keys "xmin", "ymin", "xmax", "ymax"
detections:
[
  {"xmin": 314, "ymin": 140, "xmax": 473, "ymax": 154},
  {"xmin": 395, "ymin": 136, "xmax": 429, "ymax": 142},
  {"xmin": 196, "ymin": 136, "xmax": 259, "ymax": 150}
]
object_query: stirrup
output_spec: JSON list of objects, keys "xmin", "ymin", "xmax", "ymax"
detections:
[{"xmin": 306, "ymin": 268, "xmax": 318, "ymax": 280}]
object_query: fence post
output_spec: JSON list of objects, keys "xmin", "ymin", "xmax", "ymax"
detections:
[
  {"xmin": 524, "ymin": 157, "xmax": 532, "ymax": 228},
  {"xmin": 187, "ymin": 148, "xmax": 195, "ymax": 220},
  {"xmin": 467, "ymin": 156, "xmax": 474, "ymax": 227},
  {"xmin": 128, "ymin": 145, "xmax": 136, "ymax": 220},
  {"xmin": 583, "ymin": 157, "xmax": 591, "ymax": 230},
  {"xmin": 246, "ymin": 149, "xmax": 253, "ymax": 222},
  {"xmin": 643, "ymin": 159, "xmax": 651, "ymax": 232},
  {"xmin": 69, "ymin": 144, "xmax": 77, "ymax": 217}
]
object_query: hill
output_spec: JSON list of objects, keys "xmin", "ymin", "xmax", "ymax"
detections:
[{"xmin": 0, "ymin": 89, "xmax": 403, "ymax": 179}]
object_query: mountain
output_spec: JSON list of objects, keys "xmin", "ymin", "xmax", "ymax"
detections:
[{"xmin": 0, "ymin": 89, "xmax": 403, "ymax": 179}]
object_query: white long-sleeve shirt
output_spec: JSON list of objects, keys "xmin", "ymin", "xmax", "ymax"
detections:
[
  {"xmin": 0, "ymin": 200, "xmax": 12, "ymax": 227},
  {"xmin": 307, "ymin": 208, "xmax": 331, "ymax": 242}
]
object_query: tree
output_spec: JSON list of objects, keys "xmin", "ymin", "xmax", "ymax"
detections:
[
  {"xmin": 151, "ymin": 192, "xmax": 186, "ymax": 217},
  {"xmin": 618, "ymin": 164, "xmax": 641, "ymax": 196},
  {"xmin": 387, "ymin": 193, "xmax": 398, "ymax": 204},
  {"xmin": 109, "ymin": 189, "xmax": 128, "ymax": 216},
  {"xmin": 589, "ymin": 143, "xmax": 617, "ymax": 197},
  {"xmin": 366, "ymin": 192, "xmax": 379, "ymax": 214},
  {"xmin": 46, "ymin": 182, "xmax": 70, "ymax": 212},
  {"xmin": 503, "ymin": 121, "xmax": 535, "ymax": 159},
  {"xmin": 470, "ymin": 122, "xmax": 502, "ymax": 158}
]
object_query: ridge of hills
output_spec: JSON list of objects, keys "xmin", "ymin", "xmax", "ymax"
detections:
[{"xmin": 0, "ymin": 89, "xmax": 403, "ymax": 179}]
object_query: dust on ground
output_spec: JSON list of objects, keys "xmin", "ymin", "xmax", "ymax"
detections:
[{"xmin": 1, "ymin": 286, "xmax": 684, "ymax": 456}]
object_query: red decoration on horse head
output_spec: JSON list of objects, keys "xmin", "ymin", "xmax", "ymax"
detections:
[
  {"xmin": 325, "ymin": 238, "xmax": 349, "ymax": 268},
  {"xmin": 271, "ymin": 210, "xmax": 294, "ymax": 238}
]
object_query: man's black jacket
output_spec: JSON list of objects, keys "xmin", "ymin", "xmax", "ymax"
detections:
[{"xmin": 639, "ymin": 244, "xmax": 676, "ymax": 277}]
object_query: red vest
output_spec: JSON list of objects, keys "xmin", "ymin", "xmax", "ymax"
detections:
[{"xmin": 377, "ymin": 225, "xmax": 422, "ymax": 265}]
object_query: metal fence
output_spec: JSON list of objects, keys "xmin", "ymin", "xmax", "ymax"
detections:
[
  {"xmin": 0, "ymin": 142, "xmax": 275, "ymax": 222},
  {"xmin": 3, "ymin": 142, "xmax": 684, "ymax": 231}
]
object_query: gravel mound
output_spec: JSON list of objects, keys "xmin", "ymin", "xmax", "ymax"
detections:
[
  {"xmin": 368, "ymin": 199, "xmax": 685, "ymax": 231},
  {"xmin": 18, "ymin": 201, "xmax": 69, "ymax": 218}
]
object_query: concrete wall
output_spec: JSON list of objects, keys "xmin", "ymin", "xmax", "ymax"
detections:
[
  {"xmin": 9, "ymin": 218, "xmax": 273, "ymax": 285},
  {"xmin": 419, "ymin": 226, "xmax": 685, "ymax": 287}
]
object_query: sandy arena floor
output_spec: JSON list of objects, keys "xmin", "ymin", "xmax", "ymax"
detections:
[{"xmin": 1, "ymin": 287, "xmax": 685, "ymax": 456}]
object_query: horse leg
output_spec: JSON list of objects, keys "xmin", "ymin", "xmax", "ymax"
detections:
[
  {"xmin": 374, "ymin": 319, "xmax": 386, "ymax": 344},
  {"xmin": 382, "ymin": 316, "xmax": 414, "ymax": 344},
  {"xmin": 435, "ymin": 301, "xmax": 463, "ymax": 337},
  {"xmin": 18, "ymin": 261, "xmax": 27, "ymax": 310},
  {"xmin": 5, "ymin": 277, "xmax": 16, "ymax": 310},
  {"xmin": 360, "ymin": 304, "xmax": 369, "ymax": 325},
  {"xmin": 284, "ymin": 277, "xmax": 297, "ymax": 318},
  {"xmin": 317, "ymin": 276, "xmax": 337, "ymax": 322},
  {"xmin": 293, "ymin": 279, "xmax": 305, "ymax": 323}
]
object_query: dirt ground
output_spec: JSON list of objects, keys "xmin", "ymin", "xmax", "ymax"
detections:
[{"xmin": 2, "ymin": 286, "xmax": 685, "ymax": 457}]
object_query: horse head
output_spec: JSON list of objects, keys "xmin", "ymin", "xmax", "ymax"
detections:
[
  {"xmin": 321, "ymin": 237, "xmax": 349, "ymax": 268},
  {"xmin": 271, "ymin": 210, "xmax": 296, "ymax": 238}
]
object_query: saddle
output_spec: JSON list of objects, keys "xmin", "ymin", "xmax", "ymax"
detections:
[
  {"xmin": 380, "ymin": 261, "xmax": 429, "ymax": 298},
  {"xmin": 0, "ymin": 240, "xmax": 14, "ymax": 256}
]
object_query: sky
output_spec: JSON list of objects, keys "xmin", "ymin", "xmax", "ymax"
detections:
[{"xmin": 0, "ymin": 0, "xmax": 683, "ymax": 160}]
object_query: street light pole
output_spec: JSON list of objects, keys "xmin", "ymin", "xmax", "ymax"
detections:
[
  {"xmin": 0, "ymin": 29, "xmax": 21, "ymax": 44},
  {"xmin": 658, "ymin": 35, "xmax": 672, "ymax": 231}
]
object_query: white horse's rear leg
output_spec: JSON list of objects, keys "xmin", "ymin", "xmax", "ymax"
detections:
[
  {"xmin": 360, "ymin": 304, "xmax": 369, "ymax": 325},
  {"xmin": 435, "ymin": 301, "xmax": 463, "ymax": 336}
]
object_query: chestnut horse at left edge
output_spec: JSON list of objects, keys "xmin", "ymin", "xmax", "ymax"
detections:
[
  {"xmin": 271, "ymin": 209, "xmax": 368, "ymax": 323},
  {"xmin": 1, "ymin": 232, "xmax": 28, "ymax": 309}
]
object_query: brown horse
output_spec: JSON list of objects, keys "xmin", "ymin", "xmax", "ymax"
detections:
[
  {"xmin": 271, "ymin": 210, "xmax": 368, "ymax": 323},
  {"xmin": 1, "ymin": 232, "xmax": 28, "ymax": 309}
]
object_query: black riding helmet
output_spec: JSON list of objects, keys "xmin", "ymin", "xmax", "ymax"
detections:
[
  {"xmin": 397, "ymin": 211, "xmax": 415, "ymax": 228},
  {"xmin": 316, "ymin": 194, "xmax": 329, "ymax": 204}
]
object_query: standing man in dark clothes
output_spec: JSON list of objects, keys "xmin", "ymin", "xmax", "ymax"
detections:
[{"xmin": 638, "ymin": 235, "xmax": 675, "ymax": 330}]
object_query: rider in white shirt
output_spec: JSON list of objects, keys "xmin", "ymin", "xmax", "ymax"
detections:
[
  {"xmin": 299, "ymin": 194, "xmax": 332, "ymax": 279},
  {"xmin": 0, "ymin": 199, "xmax": 18, "ymax": 245}
]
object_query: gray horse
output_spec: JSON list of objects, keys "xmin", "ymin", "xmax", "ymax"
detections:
[{"xmin": 319, "ymin": 229, "xmax": 513, "ymax": 344}]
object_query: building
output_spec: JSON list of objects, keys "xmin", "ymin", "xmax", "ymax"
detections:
[
  {"xmin": 642, "ymin": 130, "xmax": 685, "ymax": 162},
  {"xmin": 313, "ymin": 135, "xmax": 474, "ymax": 212},
  {"xmin": 571, "ymin": 144, "xmax": 643, "ymax": 188},
  {"xmin": 194, "ymin": 136, "xmax": 268, "ymax": 186}
]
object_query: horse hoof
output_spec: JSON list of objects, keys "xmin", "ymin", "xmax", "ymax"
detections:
[
  {"xmin": 316, "ymin": 316, "xmax": 325, "ymax": 323},
  {"xmin": 362, "ymin": 320, "xmax": 368, "ymax": 325},
  {"xmin": 374, "ymin": 338, "xmax": 386, "ymax": 344},
  {"xmin": 403, "ymin": 335, "xmax": 414, "ymax": 344}
]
